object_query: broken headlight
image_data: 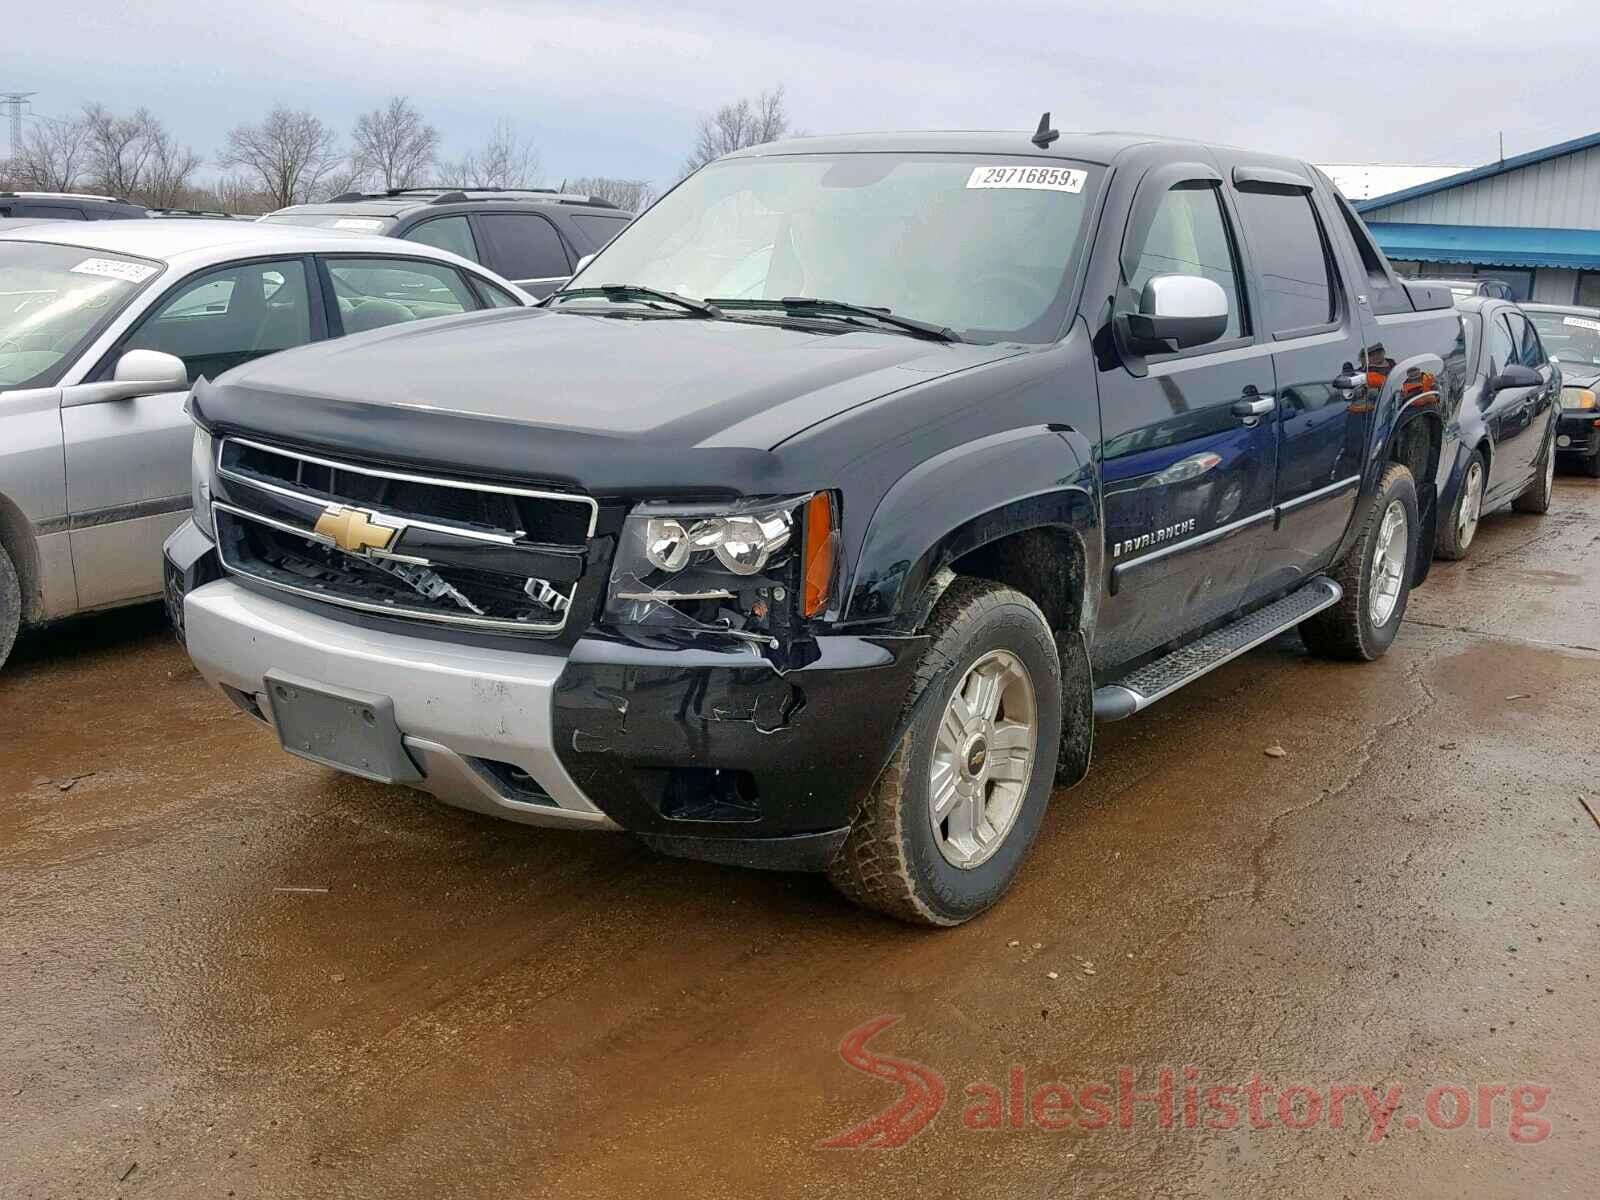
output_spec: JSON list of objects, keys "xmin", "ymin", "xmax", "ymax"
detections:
[{"xmin": 606, "ymin": 494, "xmax": 838, "ymax": 643}]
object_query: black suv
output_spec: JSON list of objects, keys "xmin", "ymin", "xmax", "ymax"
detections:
[
  {"xmin": 169, "ymin": 129, "xmax": 1467, "ymax": 925},
  {"xmin": 0, "ymin": 191, "xmax": 147, "ymax": 220},
  {"xmin": 262, "ymin": 188, "xmax": 633, "ymax": 297}
]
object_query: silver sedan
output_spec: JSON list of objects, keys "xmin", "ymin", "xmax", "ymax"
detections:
[{"xmin": 0, "ymin": 218, "xmax": 529, "ymax": 669}]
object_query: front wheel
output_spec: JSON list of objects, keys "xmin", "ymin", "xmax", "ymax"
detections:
[
  {"xmin": 827, "ymin": 578, "xmax": 1064, "ymax": 926},
  {"xmin": 1301, "ymin": 463, "xmax": 1418, "ymax": 662},
  {"xmin": 1436, "ymin": 449, "xmax": 1485, "ymax": 561}
]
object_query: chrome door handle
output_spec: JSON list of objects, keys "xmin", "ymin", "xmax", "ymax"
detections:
[{"xmin": 1231, "ymin": 396, "xmax": 1276, "ymax": 418}]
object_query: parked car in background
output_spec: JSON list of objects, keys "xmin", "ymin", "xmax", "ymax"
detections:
[
  {"xmin": 1522, "ymin": 302, "xmax": 1600, "ymax": 477},
  {"xmin": 1419, "ymin": 277, "xmax": 1518, "ymax": 301},
  {"xmin": 169, "ymin": 128, "xmax": 1464, "ymax": 925},
  {"xmin": 0, "ymin": 219, "xmax": 527, "ymax": 670},
  {"xmin": 1434, "ymin": 296, "xmax": 1561, "ymax": 559},
  {"xmin": 0, "ymin": 191, "xmax": 147, "ymax": 220},
  {"xmin": 261, "ymin": 188, "xmax": 634, "ymax": 298}
]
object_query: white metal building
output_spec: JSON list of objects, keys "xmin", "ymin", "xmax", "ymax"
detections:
[{"xmin": 1351, "ymin": 132, "xmax": 1600, "ymax": 305}]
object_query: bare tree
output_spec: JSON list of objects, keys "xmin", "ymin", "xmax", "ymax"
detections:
[
  {"xmin": 11, "ymin": 115, "xmax": 91, "ymax": 191},
  {"xmin": 437, "ymin": 120, "xmax": 539, "ymax": 190},
  {"xmin": 190, "ymin": 172, "xmax": 272, "ymax": 216},
  {"xmin": 81, "ymin": 104, "xmax": 163, "ymax": 199},
  {"xmin": 683, "ymin": 86, "xmax": 794, "ymax": 174},
  {"xmin": 562, "ymin": 176, "xmax": 655, "ymax": 212},
  {"xmin": 218, "ymin": 106, "xmax": 342, "ymax": 210},
  {"xmin": 351, "ymin": 96, "xmax": 439, "ymax": 191},
  {"xmin": 137, "ymin": 123, "xmax": 203, "ymax": 208}
]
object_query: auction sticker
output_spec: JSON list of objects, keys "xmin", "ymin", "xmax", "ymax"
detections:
[
  {"xmin": 966, "ymin": 165, "xmax": 1086, "ymax": 193},
  {"xmin": 1563, "ymin": 316, "xmax": 1600, "ymax": 333},
  {"xmin": 334, "ymin": 217, "xmax": 387, "ymax": 231},
  {"xmin": 70, "ymin": 258, "xmax": 158, "ymax": 284}
]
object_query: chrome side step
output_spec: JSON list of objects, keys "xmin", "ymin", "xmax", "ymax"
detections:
[{"xmin": 1092, "ymin": 576, "xmax": 1343, "ymax": 722}]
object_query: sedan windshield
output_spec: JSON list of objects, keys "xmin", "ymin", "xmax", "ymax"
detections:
[
  {"xmin": 1526, "ymin": 309, "xmax": 1600, "ymax": 368},
  {"xmin": 0, "ymin": 241, "xmax": 162, "ymax": 389},
  {"xmin": 571, "ymin": 153, "xmax": 1099, "ymax": 343}
]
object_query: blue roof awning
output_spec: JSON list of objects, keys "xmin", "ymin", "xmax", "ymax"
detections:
[{"xmin": 1366, "ymin": 222, "xmax": 1600, "ymax": 270}]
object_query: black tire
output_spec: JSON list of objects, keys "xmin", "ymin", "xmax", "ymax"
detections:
[
  {"xmin": 1512, "ymin": 427, "xmax": 1556, "ymax": 514},
  {"xmin": 827, "ymin": 578, "xmax": 1064, "ymax": 926},
  {"xmin": 1435, "ymin": 449, "xmax": 1485, "ymax": 561},
  {"xmin": 1584, "ymin": 448, "xmax": 1600, "ymax": 479},
  {"xmin": 1300, "ymin": 463, "xmax": 1418, "ymax": 662},
  {"xmin": 0, "ymin": 545, "xmax": 19, "ymax": 672}
]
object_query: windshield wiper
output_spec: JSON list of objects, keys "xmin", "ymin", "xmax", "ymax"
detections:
[
  {"xmin": 706, "ymin": 296, "xmax": 963, "ymax": 343},
  {"xmin": 546, "ymin": 284, "xmax": 723, "ymax": 319}
]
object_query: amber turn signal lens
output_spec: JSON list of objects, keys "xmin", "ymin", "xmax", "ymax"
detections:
[{"xmin": 801, "ymin": 492, "xmax": 836, "ymax": 619}]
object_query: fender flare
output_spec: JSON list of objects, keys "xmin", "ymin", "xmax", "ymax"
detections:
[{"xmin": 844, "ymin": 424, "xmax": 1100, "ymax": 631}]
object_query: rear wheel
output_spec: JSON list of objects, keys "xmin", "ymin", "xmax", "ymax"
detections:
[
  {"xmin": 0, "ymin": 545, "xmax": 19, "ymax": 672},
  {"xmin": 1512, "ymin": 428, "xmax": 1556, "ymax": 514},
  {"xmin": 1301, "ymin": 464, "xmax": 1418, "ymax": 662},
  {"xmin": 1436, "ymin": 450, "xmax": 1485, "ymax": 561},
  {"xmin": 827, "ymin": 578, "xmax": 1063, "ymax": 926}
]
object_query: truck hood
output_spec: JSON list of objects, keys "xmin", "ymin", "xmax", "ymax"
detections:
[
  {"xmin": 193, "ymin": 307, "xmax": 1022, "ymax": 496},
  {"xmin": 1558, "ymin": 362, "xmax": 1600, "ymax": 389}
]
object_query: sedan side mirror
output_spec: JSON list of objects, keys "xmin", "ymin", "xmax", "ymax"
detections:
[
  {"xmin": 60, "ymin": 349, "xmax": 189, "ymax": 409},
  {"xmin": 114, "ymin": 349, "xmax": 188, "ymax": 391},
  {"xmin": 1125, "ymin": 274, "xmax": 1230, "ymax": 352},
  {"xmin": 1488, "ymin": 363, "xmax": 1540, "ymax": 392},
  {"xmin": 574, "ymin": 253, "xmax": 596, "ymax": 273}
]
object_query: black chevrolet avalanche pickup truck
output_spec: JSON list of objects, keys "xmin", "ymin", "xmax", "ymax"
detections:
[{"xmin": 164, "ymin": 127, "xmax": 1474, "ymax": 925}]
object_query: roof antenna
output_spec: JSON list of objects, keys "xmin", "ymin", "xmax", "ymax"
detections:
[{"xmin": 1031, "ymin": 112, "xmax": 1060, "ymax": 149}]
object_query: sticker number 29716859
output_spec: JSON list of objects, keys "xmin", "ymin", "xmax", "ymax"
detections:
[{"xmin": 965, "ymin": 165, "xmax": 1087, "ymax": 193}]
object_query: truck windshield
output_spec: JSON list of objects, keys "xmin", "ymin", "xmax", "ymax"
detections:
[
  {"xmin": 0, "ymin": 241, "xmax": 162, "ymax": 390},
  {"xmin": 573, "ymin": 153, "xmax": 1099, "ymax": 343},
  {"xmin": 1526, "ymin": 309, "xmax": 1600, "ymax": 368}
]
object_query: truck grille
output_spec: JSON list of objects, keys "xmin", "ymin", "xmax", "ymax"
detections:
[{"xmin": 211, "ymin": 438, "xmax": 597, "ymax": 634}]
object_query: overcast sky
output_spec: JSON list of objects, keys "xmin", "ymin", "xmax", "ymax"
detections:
[{"xmin": 12, "ymin": 0, "xmax": 1600, "ymax": 189}]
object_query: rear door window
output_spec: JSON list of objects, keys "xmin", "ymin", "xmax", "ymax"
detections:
[
  {"xmin": 570, "ymin": 213, "xmax": 632, "ymax": 251},
  {"xmin": 407, "ymin": 216, "xmax": 481, "ymax": 264},
  {"xmin": 473, "ymin": 213, "xmax": 571, "ymax": 280},
  {"xmin": 1232, "ymin": 187, "xmax": 1336, "ymax": 334},
  {"xmin": 21, "ymin": 204, "xmax": 88, "ymax": 220},
  {"xmin": 324, "ymin": 256, "xmax": 482, "ymax": 333}
]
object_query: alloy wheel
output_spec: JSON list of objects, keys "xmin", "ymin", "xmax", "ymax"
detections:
[{"xmin": 929, "ymin": 649, "xmax": 1037, "ymax": 869}]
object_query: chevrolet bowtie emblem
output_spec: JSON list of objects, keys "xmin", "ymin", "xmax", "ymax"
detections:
[{"xmin": 313, "ymin": 505, "xmax": 397, "ymax": 554}]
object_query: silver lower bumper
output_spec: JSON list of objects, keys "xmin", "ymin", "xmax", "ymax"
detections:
[{"xmin": 184, "ymin": 580, "xmax": 619, "ymax": 830}]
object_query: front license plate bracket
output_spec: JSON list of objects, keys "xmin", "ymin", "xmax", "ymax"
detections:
[{"xmin": 263, "ymin": 670, "xmax": 422, "ymax": 784}]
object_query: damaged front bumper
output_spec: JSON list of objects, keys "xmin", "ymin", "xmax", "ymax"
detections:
[{"xmin": 165, "ymin": 522, "xmax": 923, "ymax": 872}]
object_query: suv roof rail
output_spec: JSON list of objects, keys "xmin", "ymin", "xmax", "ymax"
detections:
[
  {"xmin": 0, "ymin": 190, "xmax": 137, "ymax": 205},
  {"xmin": 145, "ymin": 207, "xmax": 244, "ymax": 218},
  {"xmin": 314, "ymin": 186, "xmax": 621, "ymax": 211}
]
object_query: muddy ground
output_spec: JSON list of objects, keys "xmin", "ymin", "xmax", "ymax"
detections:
[{"xmin": 3, "ymin": 477, "xmax": 1597, "ymax": 1199}]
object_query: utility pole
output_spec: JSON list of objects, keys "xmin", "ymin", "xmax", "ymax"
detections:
[{"xmin": 0, "ymin": 91, "xmax": 38, "ymax": 159}]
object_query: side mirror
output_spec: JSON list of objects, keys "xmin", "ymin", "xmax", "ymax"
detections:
[
  {"xmin": 574, "ymin": 253, "xmax": 596, "ymax": 273},
  {"xmin": 1125, "ymin": 274, "xmax": 1229, "ymax": 351},
  {"xmin": 1488, "ymin": 363, "xmax": 1540, "ymax": 392},
  {"xmin": 114, "ymin": 349, "xmax": 188, "ymax": 391},
  {"xmin": 60, "ymin": 349, "xmax": 189, "ymax": 409}
]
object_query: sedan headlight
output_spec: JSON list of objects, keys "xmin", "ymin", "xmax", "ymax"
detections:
[
  {"xmin": 608, "ymin": 493, "xmax": 838, "ymax": 642},
  {"xmin": 1561, "ymin": 387, "xmax": 1596, "ymax": 409},
  {"xmin": 190, "ymin": 424, "xmax": 215, "ymax": 537}
]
